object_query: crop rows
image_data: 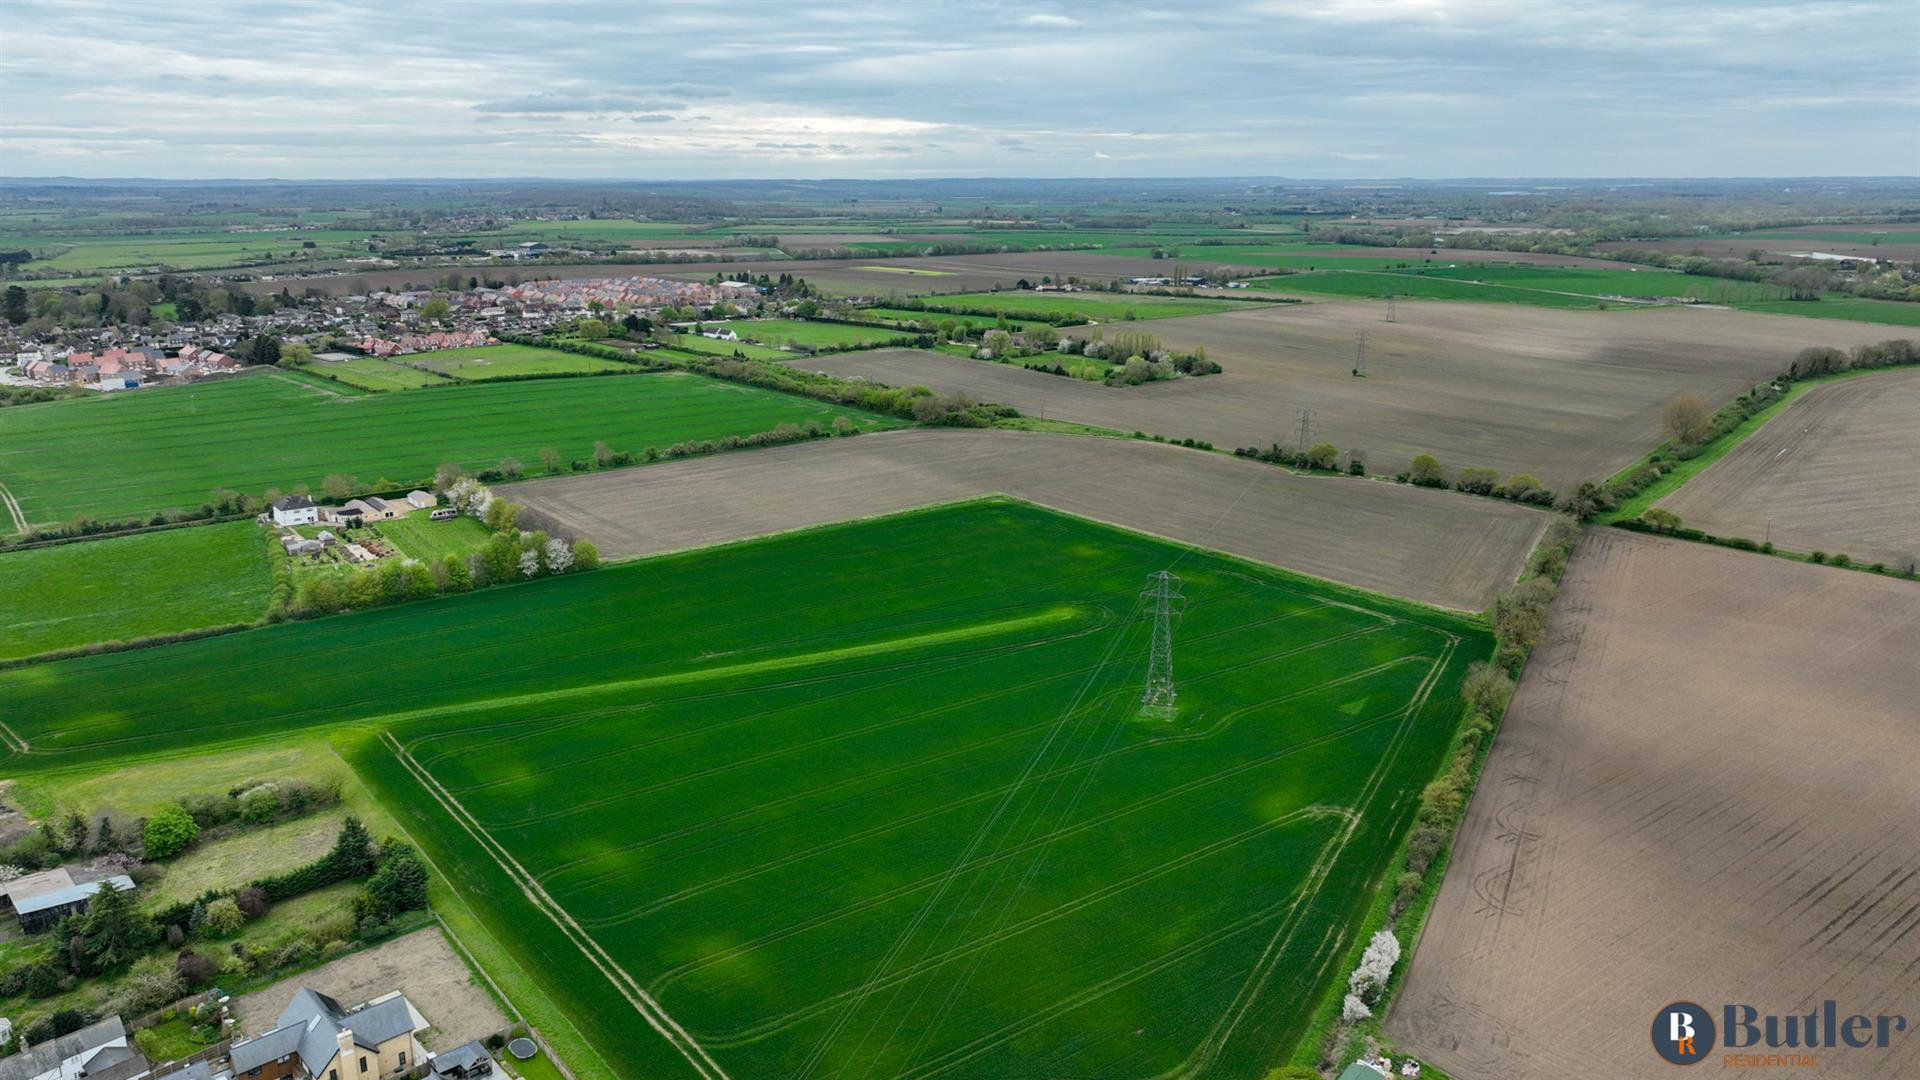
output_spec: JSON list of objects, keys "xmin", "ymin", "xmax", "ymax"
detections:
[{"xmin": 0, "ymin": 371, "xmax": 898, "ymax": 526}]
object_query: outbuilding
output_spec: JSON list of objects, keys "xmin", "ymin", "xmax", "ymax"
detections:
[{"xmin": 15, "ymin": 875, "xmax": 135, "ymax": 934}]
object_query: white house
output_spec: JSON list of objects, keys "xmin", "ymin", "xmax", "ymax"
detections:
[
  {"xmin": 405, "ymin": 490, "xmax": 437, "ymax": 510},
  {"xmin": 271, "ymin": 494, "xmax": 319, "ymax": 527}
]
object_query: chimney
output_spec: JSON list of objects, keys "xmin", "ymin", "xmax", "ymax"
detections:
[{"xmin": 336, "ymin": 1027, "xmax": 357, "ymax": 1074}]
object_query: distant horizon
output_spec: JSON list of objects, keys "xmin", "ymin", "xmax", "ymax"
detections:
[
  {"xmin": 5, "ymin": 173, "xmax": 1918, "ymax": 185},
  {"xmin": 3, "ymin": 0, "xmax": 1914, "ymax": 180}
]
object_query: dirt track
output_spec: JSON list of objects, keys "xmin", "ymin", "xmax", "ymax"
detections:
[
  {"xmin": 507, "ymin": 428, "xmax": 1548, "ymax": 611},
  {"xmin": 1659, "ymin": 369, "xmax": 1920, "ymax": 567},
  {"xmin": 1386, "ymin": 530, "xmax": 1920, "ymax": 1080},
  {"xmin": 791, "ymin": 301, "xmax": 1898, "ymax": 489}
]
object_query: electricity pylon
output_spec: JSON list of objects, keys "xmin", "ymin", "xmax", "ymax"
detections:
[{"xmin": 1139, "ymin": 571, "xmax": 1186, "ymax": 720}]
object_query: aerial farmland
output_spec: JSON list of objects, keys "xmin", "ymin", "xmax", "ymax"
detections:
[{"xmin": 3, "ymin": 6, "xmax": 1919, "ymax": 1077}]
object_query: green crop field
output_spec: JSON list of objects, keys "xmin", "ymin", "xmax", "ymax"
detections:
[
  {"xmin": 660, "ymin": 334, "xmax": 794, "ymax": 361},
  {"xmin": 921, "ymin": 291, "xmax": 1239, "ymax": 321},
  {"xmin": 862, "ymin": 307, "xmax": 1041, "ymax": 332},
  {"xmin": 0, "ymin": 371, "xmax": 899, "ymax": 527},
  {"xmin": 720, "ymin": 318, "xmax": 915, "ymax": 350},
  {"xmin": 408, "ymin": 343, "xmax": 635, "ymax": 380},
  {"xmin": 1250, "ymin": 270, "xmax": 1651, "ymax": 309},
  {"xmin": 1730, "ymin": 295, "xmax": 1920, "ymax": 327},
  {"xmin": 0, "ymin": 522, "xmax": 270, "ymax": 661},
  {"xmin": 0, "ymin": 501, "xmax": 1487, "ymax": 1078},
  {"xmin": 301, "ymin": 357, "xmax": 456, "ymax": 391},
  {"xmin": 1, "ymin": 228, "xmax": 381, "ymax": 273}
]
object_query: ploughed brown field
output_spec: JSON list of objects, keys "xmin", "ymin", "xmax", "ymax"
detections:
[
  {"xmin": 1659, "ymin": 368, "xmax": 1920, "ymax": 567},
  {"xmin": 1386, "ymin": 529, "xmax": 1920, "ymax": 1080},
  {"xmin": 656, "ymin": 251, "xmax": 1219, "ymax": 295},
  {"xmin": 788, "ymin": 301, "xmax": 1898, "ymax": 489},
  {"xmin": 506, "ymin": 427, "xmax": 1549, "ymax": 611}
]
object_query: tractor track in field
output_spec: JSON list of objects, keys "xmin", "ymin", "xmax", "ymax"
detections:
[
  {"xmin": 381, "ymin": 730, "xmax": 731, "ymax": 1080},
  {"xmin": 0, "ymin": 481, "xmax": 28, "ymax": 535}
]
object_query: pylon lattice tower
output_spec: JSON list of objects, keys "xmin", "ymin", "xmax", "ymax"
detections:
[
  {"xmin": 1354, "ymin": 331, "xmax": 1368, "ymax": 376},
  {"xmin": 1386, "ymin": 294, "xmax": 1397, "ymax": 322},
  {"xmin": 1139, "ymin": 571, "xmax": 1186, "ymax": 720}
]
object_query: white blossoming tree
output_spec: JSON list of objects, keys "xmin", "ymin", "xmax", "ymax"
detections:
[
  {"xmin": 1347, "ymin": 929, "xmax": 1402, "ymax": 1005},
  {"xmin": 519, "ymin": 548, "xmax": 540, "ymax": 578},
  {"xmin": 545, "ymin": 538, "xmax": 574, "ymax": 574},
  {"xmin": 446, "ymin": 477, "xmax": 492, "ymax": 518}
]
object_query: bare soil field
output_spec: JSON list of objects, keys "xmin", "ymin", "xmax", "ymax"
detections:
[
  {"xmin": 1659, "ymin": 368, "xmax": 1920, "ymax": 566},
  {"xmin": 793, "ymin": 301, "xmax": 1898, "ymax": 489},
  {"xmin": 234, "ymin": 927, "xmax": 509, "ymax": 1050},
  {"xmin": 655, "ymin": 251, "xmax": 1211, "ymax": 296},
  {"xmin": 1387, "ymin": 529, "xmax": 1920, "ymax": 1080},
  {"xmin": 508, "ymin": 428, "xmax": 1548, "ymax": 611}
]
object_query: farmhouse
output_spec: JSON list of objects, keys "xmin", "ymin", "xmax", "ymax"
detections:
[
  {"xmin": 228, "ymin": 989, "xmax": 427, "ymax": 1080},
  {"xmin": 0, "ymin": 1015, "xmax": 147, "ymax": 1080},
  {"xmin": 271, "ymin": 494, "xmax": 319, "ymax": 527},
  {"xmin": 15, "ymin": 875, "xmax": 136, "ymax": 933}
]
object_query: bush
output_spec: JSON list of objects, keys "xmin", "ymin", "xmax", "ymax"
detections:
[
  {"xmin": 356, "ymin": 842, "xmax": 430, "ymax": 923},
  {"xmin": 1408, "ymin": 453, "xmax": 1447, "ymax": 488},
  {"xmin": 201, "ymin": 896, "xmax": 246, "ymax": 938},
  {"xmin": 143, "ymin": 805, "xmax": 199, "ymax": 859},
  {"xmin": 24, "ymin": 1009, "xmax": 98, "ymax": 1046},
  {"xmin": 235, "ymin": 886, "xmax": 269, "ymax": 918},
  {"xmin": 107, "ymin": 960, "xmax": 184, "ymax": 1018},
  {"xmin": 174, "ymin": 949, "xmax": 217, "ymax": 988},
  {"xmin": 1455, "ymin": 467, "xmax": 1500, "ymax": 496}
]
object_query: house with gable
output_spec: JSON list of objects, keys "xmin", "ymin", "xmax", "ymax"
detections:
[{"xmin": 228, "ymin": 989, "xmax": 427, "ymax": 1080}]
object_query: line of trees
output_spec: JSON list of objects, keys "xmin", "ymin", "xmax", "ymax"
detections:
[
  {"xmin": 1315, "ymin": 515, "xmax": 1580, "ymax": 1070},
  {"xmin": 1570, "ymin": 339, "xmax": 1918, "ymax": 521}
]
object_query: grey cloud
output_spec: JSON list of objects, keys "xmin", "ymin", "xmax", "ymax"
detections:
[{"xmin": 474, "ymin": 93, "xmax": 686, "ymax": 114}]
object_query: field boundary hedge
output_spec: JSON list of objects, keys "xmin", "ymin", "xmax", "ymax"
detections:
[{"xmin": 1297, "ymin": 516, "xmax": 1581, "ymax": 1072}]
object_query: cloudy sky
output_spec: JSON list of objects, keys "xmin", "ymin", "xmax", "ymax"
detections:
[{"xmin": 2, "ymin": 0, "xmax": 1915, "ymax": 180}]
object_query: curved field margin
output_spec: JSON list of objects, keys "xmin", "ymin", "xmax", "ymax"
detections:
[
  {"xmin": 1387, "ymin": 529, "xmax": 1920, "ymax": 1080},
  {"xmin": 1656, "ymin": 367, "xmax": 1920, "ymax": 566},
  {"xmin": 0, "ymin": 370, "xmax": 899, "ymax": 527},
  {"xmin": 505, "ymin": 428, "xmax": 1548, "ymax": 612},
  {"xmin": 0, "ymin": 501, "xmax": 1491, "ymax": 1078}
]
